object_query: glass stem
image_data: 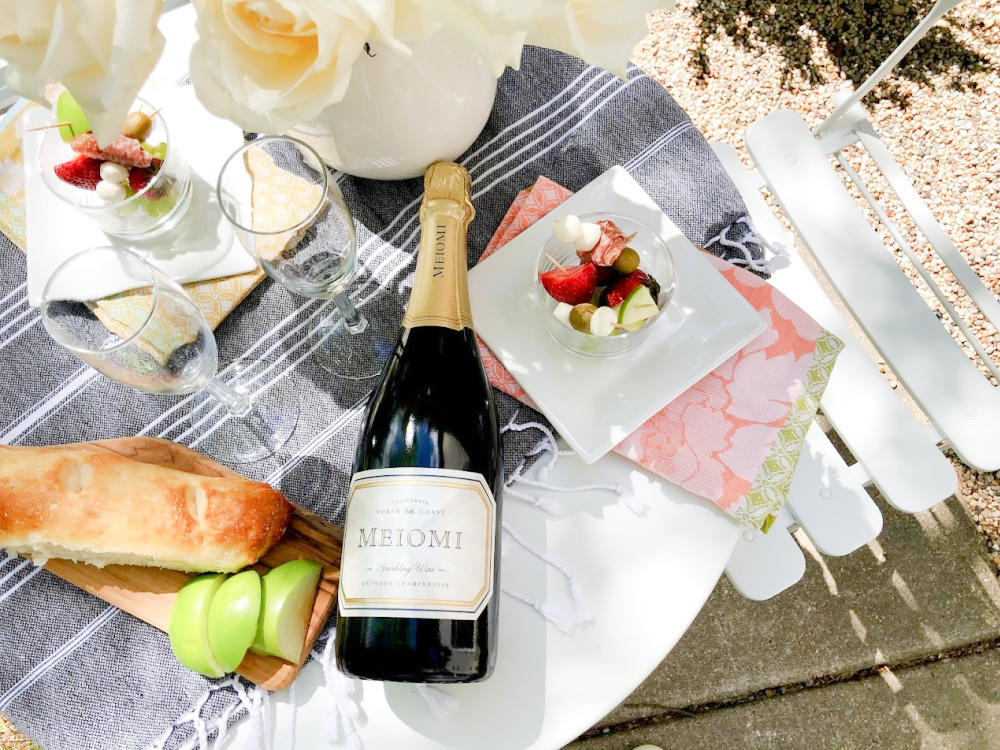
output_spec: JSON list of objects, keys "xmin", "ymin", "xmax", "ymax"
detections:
[
  {"xmin": 203, "ymin": 377, "xmax": 252, "ymax": 417},
  {"xmin": 333, "ymin": 292, "xmax": 368, "ymax": 334}
]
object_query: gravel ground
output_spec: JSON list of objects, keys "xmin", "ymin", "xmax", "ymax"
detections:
[{"xmin": 633, "ymin": 0, "xmax": 1000, "ymax": 567}]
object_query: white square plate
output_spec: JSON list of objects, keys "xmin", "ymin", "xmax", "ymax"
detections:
[{"xmin": 469, "ymin": 166, "xmax": 766, "ymax": 464}]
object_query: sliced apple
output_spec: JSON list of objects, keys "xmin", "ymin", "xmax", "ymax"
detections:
[
  {"xmin": 56, "ymin": 91, "xmax": 91, "ymax": 142},
  {"xmin": 206, "ymin": 569, "xmax": 262, "ymax": 673},
  {"xmin": 250, "ymin": 559, "xmax": 322, "ymax": 663},
  {"xmin": 169, "ymin": 574, "xmax": 227, "ymax": 678},
  {"xmin": 617, "ymin": 285, "xmax": 659, "ymax": 332}
]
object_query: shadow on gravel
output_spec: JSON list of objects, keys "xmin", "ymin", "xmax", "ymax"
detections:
[{"xmin": 687, "ymin": 0, "xmax": 995, "ymax": 108}]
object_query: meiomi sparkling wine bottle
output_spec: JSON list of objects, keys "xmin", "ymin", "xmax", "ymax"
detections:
[{"xmin": 335, "ymin": 162, "xmax": 503, "ymax": 683}]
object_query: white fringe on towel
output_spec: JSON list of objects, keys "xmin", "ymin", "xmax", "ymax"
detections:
[
  {"xmin": 152, "ymin": 675, "xmax": 261, "ymax": 750},
  {"xmin": 243, "ymin": 686, "xmax": 272, "ymax": 750},
  {"xmin": 501, "ymin": 521, "xmax": 594, "ymax": 632},
  {"xmin": 704, "ymin": 215, "xmax": 790, "ymax": 275},
  {"xmin": 319, "ymin": 633, "xmax": 365, "ymax": 750},
  {"xmin": 416, "ymin": 684, "xmax": 461, "ymax": 720},
  {"xmin": 501, "ymin": 414, "xmax": 647, "ymax": 516}
]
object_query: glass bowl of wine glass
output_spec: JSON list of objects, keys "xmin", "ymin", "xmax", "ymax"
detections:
[{"xmin": 40, "ymin": 245, "xmax": 297, "ymax": 463}]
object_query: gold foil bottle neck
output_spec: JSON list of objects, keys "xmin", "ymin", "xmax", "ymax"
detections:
[
  {"xmin": 420, "ymin": 162, "xmax": 474, "ymax": 224},
  {"xmin": 403, "ymin": 162, "xmax": 475, "ymax": 331}
]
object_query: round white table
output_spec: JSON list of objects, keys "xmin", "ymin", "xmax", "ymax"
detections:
[{"xmin": 223, "ymin": 442, "xmax": 739, "ymax": 749}]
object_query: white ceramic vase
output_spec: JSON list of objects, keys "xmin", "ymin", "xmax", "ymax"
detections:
[{"xmin": 289, "ymin": 29, "xmax": 498, "ymax": 180}]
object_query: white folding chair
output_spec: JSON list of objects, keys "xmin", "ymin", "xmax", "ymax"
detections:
[{"xmin": 717, "ymin": 0, "xmax": 999, "ymax": 599}]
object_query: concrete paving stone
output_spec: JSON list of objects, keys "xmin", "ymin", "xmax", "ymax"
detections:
[
  {"xmin": 585, "ymin": 493, "xmax": 1000, "ymax": 729},
  {"xmin": 566, "ymin": 645, "xmax": 1000, "ymax": 750}
]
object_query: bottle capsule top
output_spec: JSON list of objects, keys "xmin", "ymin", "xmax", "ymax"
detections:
[{"xmin": 422, "ymin": 162, "xmax": 474, "ymax": 221}]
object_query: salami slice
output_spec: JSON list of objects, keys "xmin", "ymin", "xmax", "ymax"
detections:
[
  {"xmin": 70, "ymin": 133, "xmax": 153, "ymax": 168},
  {"xmin": 577, "ymin": 220, "xmax": 636, "ymax": 266}
]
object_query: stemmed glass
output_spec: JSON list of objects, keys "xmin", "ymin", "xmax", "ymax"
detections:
[
  {"xmin": 40, "ymin": 245, "xmax": 298, "ymax": 463},
  {"xmin": 216, "ymin": 135, "xmax": 389, "ymax": 379}
]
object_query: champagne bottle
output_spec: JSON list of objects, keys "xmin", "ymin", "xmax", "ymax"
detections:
[{"xmin": 335, "ymin": 162, "xmax": 503, "ymax": 683}]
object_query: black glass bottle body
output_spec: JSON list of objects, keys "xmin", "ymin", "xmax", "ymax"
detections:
[{"xmin": 335, "ymin": 324, "xmax": 503, "ymax": 683}]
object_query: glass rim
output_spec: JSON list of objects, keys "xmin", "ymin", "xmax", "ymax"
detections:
[
  {"xmin": 216, "ymin": 134, "xmax": 331, "ymax": 237},
  {"xmin": 39, "ymin": 95, "xmax": 176, "ymax": 211},
  {"xmin": 40, "ymin": 245, "xmax": 159, "ymax": 356}
]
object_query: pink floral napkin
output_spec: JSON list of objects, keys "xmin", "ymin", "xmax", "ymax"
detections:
[{"xmin": 477, "ymin": 177, "xmax": 843, "ymax": 530}]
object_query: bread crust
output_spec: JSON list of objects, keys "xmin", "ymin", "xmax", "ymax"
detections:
[{"xmin": 0, "ymin": 438, "xmax": 292, "ymax": 572}]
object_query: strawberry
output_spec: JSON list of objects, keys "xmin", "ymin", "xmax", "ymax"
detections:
[
  {"xmin": 53, "ymin": 156, "xmax": 103, "ymax": 190},
  {"xmin": 128, "ymin": 167, "xmax": 152, "ymax": 194},
  {"xmin": 539, "ymin": 263, "xmax": 597, "ymax": 305},
  {"xmin": 602, "ymin": 269, "xmax": 658, "ymax": 308},
  {"xmin": 595, "ymin": 265, "xmax": 617, "ymax": 284},
  {"xmin": 129, "ymin": 165, "xmax": 172, "ymax": 201}
]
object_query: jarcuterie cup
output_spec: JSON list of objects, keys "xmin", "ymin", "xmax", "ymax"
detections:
[
  {"xmin": 38, "ymin": 96, "xmax": 193, "ymax": 239},
  {"xmin": 534, "ymin": 213, "xmax": 676, "ymax": 359}
]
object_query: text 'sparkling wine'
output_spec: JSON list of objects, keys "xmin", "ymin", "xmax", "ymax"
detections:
[{"xmin": 336, "ymin": 162, "xmax": 503, "ymax": 683}]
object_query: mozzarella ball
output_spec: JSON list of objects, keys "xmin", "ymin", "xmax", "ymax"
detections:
[
  {"xmin": 574, "ymin": 222, "xmax": 602, "ymax": 253},
  {"xmin": 99, "ymin": 161, "xmax": 129, "ymax": 183},
  {"xmin": 552, "ymin": 215, "xmax": 582, "ymax": 244},
  {"xmin": 589, "ymin": 306, "xmax": 618, "ymax": 337},
  {"xmin": 96, "ymin": 179, "xmax": 128, "ymax": 203}
]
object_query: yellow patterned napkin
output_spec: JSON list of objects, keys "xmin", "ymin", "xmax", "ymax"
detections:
[
  {"xmin": 0, "ymin": 103, "xmax": 265, "ymax": 354},
  {"xmin": 246, "ymin": 146, "xmax": 324, "ymax": 261}
]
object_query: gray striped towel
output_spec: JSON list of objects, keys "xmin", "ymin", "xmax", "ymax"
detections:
[{"xmin": 0, "ymin": 46, "xmax": 764, "ymax": 749}]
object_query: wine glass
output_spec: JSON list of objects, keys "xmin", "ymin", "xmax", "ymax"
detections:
[
  {"xmin": 216, "ymin": 135, "xmax": 390, "ymax": 379},
  {"xmin": 40, "ymin": 245, "xmax": 298, "ymax": 464}
]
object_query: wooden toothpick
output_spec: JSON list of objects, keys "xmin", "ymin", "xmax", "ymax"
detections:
[
  {"xmin": 26, "ymin": 122, "xmax": 71, "ymax": 132},
  {"xmin": 544, "ymin": 252, "xmax": 566, "ymax": 271}
]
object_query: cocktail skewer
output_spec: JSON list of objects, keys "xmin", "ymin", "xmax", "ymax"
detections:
[{"xmin": 26, "ymin": 122, "xmax": 71, "ymax": 132}]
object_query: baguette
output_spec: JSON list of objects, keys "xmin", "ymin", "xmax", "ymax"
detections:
[{"xmin": 0, "ymin": 438, "xmax": 292, "ymax": 572}]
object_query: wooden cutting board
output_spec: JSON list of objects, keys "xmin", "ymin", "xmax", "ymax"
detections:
[{"xmin": 39, "ymin": 437, "xmax": 344, "ymax": 692}]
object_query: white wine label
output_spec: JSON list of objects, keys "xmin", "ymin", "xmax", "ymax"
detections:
[{"xmin": 338, "ymin": 467, "xmax": 497, "ymax": 620}]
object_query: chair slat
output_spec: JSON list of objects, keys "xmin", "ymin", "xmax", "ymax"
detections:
[
  {"xmin": 786, "ymin": 424, "xmax": 883, "ymax": 556},
  {"xmin": 855, "ymin": 123, "xmax": 1000, "ymax": 334},
  {"xmin": 745, "ymin": 110, "xmax": 1000, "ymax": 472},
  {"xmin": 710, "ymin": 142, "xmax": 957, "ymax": 513},
  {"xmin": 725, "ymin": 522, "xmax": 806, "ymax": 601}
]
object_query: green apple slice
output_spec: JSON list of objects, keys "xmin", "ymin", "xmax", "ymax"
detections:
[
  {"xmin": 617, "ymin": 285, "xmax": 659, "ymax": 332},
  {"xmin": 141, "ymin": 141, "xmax": 168, "ymax": 159},
  {"xmin": 206, "ymin": 570, "xmax": 262, "ymax": 673},
  {"xmin": 250, "ymin": 559, "xmax": 322, "ymax": 663},
  {"xmin": 169, "ymin": 574, "xmax": 228, "ymax": 678},
  {"xmin": 56, "ymin": 91, "xmax": 91, "ymax": 142}
]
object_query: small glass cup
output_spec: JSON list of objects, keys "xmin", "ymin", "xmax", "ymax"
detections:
[
  {"xmin": 38, "ymin": 96, "xmax": 193, "ymax": 240},
  {"xmin": 534, "ymin": 213, "xmax": 676, "ymax": 359}
]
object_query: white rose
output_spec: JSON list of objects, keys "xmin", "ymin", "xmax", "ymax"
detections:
[
  {"xmin": 525, "ymin": 0, "xmax": 668, "ymax": 77},
  {"xmin": 405, "ymin": 0, "xmax": 664, "ymax": 77},
  {"xmin": 190, "ymin": 0, "xmax": 416, "ymax": 133},
  {"xmin": 405, "ymin": 0, "xmax": 529, "ymax": 76},
  {"xmin": 0, "ymin": 0, "xmax": 165, "ymax": 147}
]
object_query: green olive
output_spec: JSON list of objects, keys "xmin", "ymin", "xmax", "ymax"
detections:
[
  {"xmin": 568, "ymin": 303, "xmax": 597, "ymax": 333},
  {"xmin": 613, "ymin": 247, "xmax": 640, "ymax": 275},
  {"xmin": 121, "ymin": 111, "xmax": 153, "ymax": 141}
]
